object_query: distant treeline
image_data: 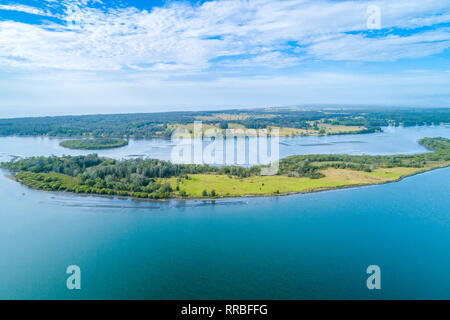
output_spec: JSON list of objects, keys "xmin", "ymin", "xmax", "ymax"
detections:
[{"xmin": 0, "ymin": 108, "xmax": 448, "ymax": 139}]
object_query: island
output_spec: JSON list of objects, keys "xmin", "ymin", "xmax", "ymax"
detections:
[
  {"xmin": 2, "ymin": 137, "xmax": 449, "ymax": 200},
  {"xmin": 59, "ymin": 138, "xmax": 128, "ymax": 150}
]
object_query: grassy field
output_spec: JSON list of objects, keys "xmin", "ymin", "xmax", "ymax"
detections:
[
  {"xmin": 169, "ymin": 122, "xmax": 369, "ymax": 138},
  {"xmin": 318, "ymin": 124, "xmax": 367, "ymax": 134},
  {"xmin": 272, "ymin": 124, "xmax": 366, "ymax": 137},
  {"xmin": 163, "ymin": 163, "xmax": 448, "ymax": 198}
]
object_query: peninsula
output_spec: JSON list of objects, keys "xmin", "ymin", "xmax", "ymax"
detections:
[{"xmin": 2, "ymin": 137, "xmax": 449, "ymax": 200}]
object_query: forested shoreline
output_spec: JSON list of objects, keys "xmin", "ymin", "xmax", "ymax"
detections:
[
  {"xmin": 2, "ymin": 137, "xmax": 449, "ymax": 200},
  {"xmin": 0, "ymin": 108, "xmax": 448, "ymax": 139}
]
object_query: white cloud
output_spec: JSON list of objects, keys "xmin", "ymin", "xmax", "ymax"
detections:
[
  {"xmin": 307, "ymin": 29, "xmax": 450, "ymax": 61},
  {"xmin": 0, "ymin": 0, "xmax": 449, "ymax": 114},
  {"xmin": 0, "ymin": 0, "xmax": 449, "ymax": 72},
  {"xmin": 0, "ymin": 4, "xmax": 54, "ymax": 17}
]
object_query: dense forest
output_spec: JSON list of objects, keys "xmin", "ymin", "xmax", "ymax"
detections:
[
  {"xmin": 0, "ymin": 107, "xmax": 448, "ymax": 139},
  {"xmin": 1, "ymin": 155, "xmax": 259, "ymax": 199},
  {"xmin": 2, "ymin": 137, "xmax": 449, "ymax": 199}
]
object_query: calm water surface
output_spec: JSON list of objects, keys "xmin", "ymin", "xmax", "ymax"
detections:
[
  {"xmin": 0, "ymin": 126, "xmax": 449, "ymax": 299},
  {"xmin": 0, "ymin": 125, "xmax": 449, "ymax": 161}
]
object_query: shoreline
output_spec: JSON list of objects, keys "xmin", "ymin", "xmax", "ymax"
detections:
[
  {"xmin": 0, "ymin": 126, "xmax": 383, "ymax": 140},
  {"xmin": 0, "ymin": 124, "xmax": 448, "ymax": 142},
  {"xmin": 5, "ymin": 165, "xmax": 448, "ymax": 203},
  {"xmin": 2, "ymin": 135, "xmax": 449, "ymax": 203}
]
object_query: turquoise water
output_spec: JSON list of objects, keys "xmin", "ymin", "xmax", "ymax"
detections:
[{"xmin": 0, "ymin": 126, "xmax": 449, "ymax": 299}]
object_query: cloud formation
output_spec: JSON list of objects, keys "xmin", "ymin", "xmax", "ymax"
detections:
[
  {"xmin": 0, "ymin": 0, "xmax": 449, "ymax": 115},
  {"xmin": 0, "ymin": 0, "xmax": 449, "ymax": 72}
]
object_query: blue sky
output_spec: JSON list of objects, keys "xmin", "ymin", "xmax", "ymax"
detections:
[{"xmin": 0, "ymin": 0, "xmax": 449, "ymax": 117}]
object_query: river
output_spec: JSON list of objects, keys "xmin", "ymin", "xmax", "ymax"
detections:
[{"xmin": 0, "ymin": 126, "xmax": 449, "ymax": 299}]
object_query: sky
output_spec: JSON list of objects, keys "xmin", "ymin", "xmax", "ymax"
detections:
[{"xmin": 0, "ymin": 0, "xmax": 449, "ymax": 118}]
